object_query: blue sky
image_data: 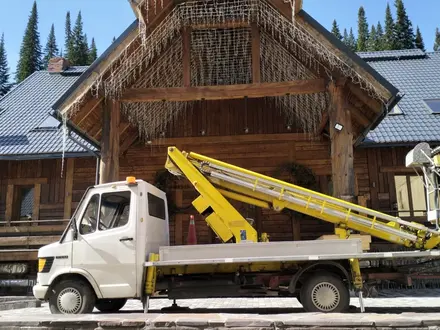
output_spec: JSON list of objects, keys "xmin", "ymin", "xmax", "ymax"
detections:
[{"xmin": 0, "ymin": 0, "xmax": 438, "ymax": 77}]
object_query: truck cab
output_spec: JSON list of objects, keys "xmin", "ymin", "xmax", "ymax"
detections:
[{"xmin": 33, "ymin": 178, "xmax": 169, "ymax": 314}]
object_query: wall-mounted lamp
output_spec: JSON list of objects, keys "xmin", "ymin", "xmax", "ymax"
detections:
[
  {"xmin": 200, "ymin": 129, "xmax": 206, "ymax": 136},
  {"xmin": 146, "ymin": 140, "xmax": 152, "ymax": 145},
  {"xmin": 244, "ymin": 127, "xmax": 249, "ymax": 134},
  {"xmin": 286, "ymin": 124, "xmax": 292, "ymax": 131},
  {"xmin": 334, "ymin": 123, "xmax": 344, "ymax": 132}
]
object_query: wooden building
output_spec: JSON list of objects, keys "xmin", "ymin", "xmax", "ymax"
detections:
[{"xmin": 2, "ymin": 0, "xmax": 439, "ymax": 291}]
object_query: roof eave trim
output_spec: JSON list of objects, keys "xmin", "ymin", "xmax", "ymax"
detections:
[
  {"xmin": 0, "ymin": 152, "xmax": 93, "ymax": 161},
  {"xmin": 52, "ymin": 19, "xmax": 139, "ymax": 111}
]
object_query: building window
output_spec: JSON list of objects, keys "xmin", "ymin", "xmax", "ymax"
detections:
[
  {"xmin": 17, "ymin": 186, "xmax": 34, "ymax": 220},
  {"xmin": 394, "ymin": 175, "xmax": 426, "ymax": 218},
  {"xmin": 424, "ymin": 99, "xmax": 440, "ymax": 114}
]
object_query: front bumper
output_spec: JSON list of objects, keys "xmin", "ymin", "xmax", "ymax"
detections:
[{"xmin": 33, "ymin": 284, "xmax": 49, "ymax": 300}]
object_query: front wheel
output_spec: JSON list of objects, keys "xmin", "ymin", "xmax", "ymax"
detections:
[
  {"xmin": 95, "ymin": 298, "xmax": 127, "ymax": 313},
  {"xmin": 49, "ymin": 279, "xmax": 96, "ymax": 314},
  {"xmin": 300, "ymin": 273, "xmax": 349, "ymax": 313}
]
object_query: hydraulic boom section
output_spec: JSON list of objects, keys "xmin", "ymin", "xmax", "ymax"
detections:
[{"xmin": 166, "ymin": 146, "xmax": 440, "ymax": 250}]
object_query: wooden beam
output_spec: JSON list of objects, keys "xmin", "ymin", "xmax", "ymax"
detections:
[
  {"xmin": 5, "ymin": 184, "xmax": 14, "ymax": 225},
  {"xmin": 0, "ymin": 225, "xmax": 66, "ymax": 235},
  {"xmin": 182, "ymin": 26, "xmax": 191, "ymax": 87},
  {"xmin": 120, "ymin": 131, "xmax": 139, "ymax": 155},
  {"xmin": 0, "ymin": 250, "xmax": 38, "ymax": 261},
  {"xmin": 122, "ymin": 79, "xmax": 326, "ymax": 102},
  {"xmin": 317, "ymin": 111, "xmax": 329, "ymax": 135},
  {"xmin": 8, "ymin": 178, "xmax": 47, "ymax": 185},
  {"xmin": 328, "ymin": 81, "xmax": 355, "ymax": 203},
  {"xmin": 100, "ymin": 100, "xmax": 120, "ymax": 184},
  {"xmin": 251, "ymin": 23, "xmax": 261, "ymax": 83},
  {"xmin": 151, "ymin": 133, "xmax": 321, "ymax": 146},
  {"xmin": 32, "ymin": 184, "xmax": 41, "ymax": 222},
  {"xmin": 348, "ymin": 105, "xmax": 371, "ymax": 128},
  {"xmin": 295, "ymin": 0, "xmax": 303, "ymax": 14},
  {"xmin": 347, "ymin": 83, "xmax": 383, "ymax": 114},
  {"xmin": 63, "ymin": 158, "xmax": 75, "ymax": 220},
  {"xmin": 71, "ymin": 97, "xmax": 103, "ymax": 126},
  {"xmin": 0, "ymin": 236, "xmax": 60, "ymax": 247}
]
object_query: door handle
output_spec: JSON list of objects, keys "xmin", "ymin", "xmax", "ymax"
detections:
[{"xmin": 119, "ymin": 237, "xmax": 134, "ymax": 242}]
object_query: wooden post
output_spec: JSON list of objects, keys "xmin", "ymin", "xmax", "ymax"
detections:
[
  {"xmin": 328, "ymin": 81, "xmax": 355, "ymax": 203},
  {"xmin": 182, "ymin": 27, "xmax": 191, "ymax": 87},
  {"xmin": 251, "ymin": 23, "xmax": 261, "ymax": 83},
  {"xmin": 32, "ymin": 184, "xmax": 41, "ymax": 223},
  {"xmin": 100, "ymin": 100, "xmax": 120, "ymax": 184},
  {"xmin": 64, "ymin": 159, "xmax": 75, "ymax": 220},
  {"xmin": 5, "ymin": 185, "xmax": 14, "ymax": 226}
]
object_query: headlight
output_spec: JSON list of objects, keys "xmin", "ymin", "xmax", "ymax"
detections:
[
  {"xmin": 38, "ymin": 258, "xmax": 46, "ymax": 273},
  {"xmin": 38, "ymin": 257, "xmax": 54, "ymax": 273}
]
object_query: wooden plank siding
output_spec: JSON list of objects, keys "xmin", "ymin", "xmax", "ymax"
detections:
[{"xmin": 0, "ymin": 99, "xmax": 416, "ymax": 253}]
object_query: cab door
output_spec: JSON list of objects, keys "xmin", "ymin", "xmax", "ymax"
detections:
[{"xmin": 72, "ymin": 186, "xmax": 138, "ymax": 298}]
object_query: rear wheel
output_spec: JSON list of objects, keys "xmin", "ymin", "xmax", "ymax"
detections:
[
  {"xmin": 95, "ymin": 298, "xmax": 127, "ymax": 313},
  {"xmin": 300, "ymin": 273, "xmax": 349, "ymax": 313},
  {"xmin": 49, "ymin": 279, "xmax": 96, "ymax": 314}
]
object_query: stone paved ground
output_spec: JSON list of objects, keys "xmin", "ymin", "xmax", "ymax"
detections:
[{"xmin": 1, "ymin": 296, "xmax": 440, "ymax": 316}]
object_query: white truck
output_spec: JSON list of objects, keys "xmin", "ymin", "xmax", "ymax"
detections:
[{"xmin": 33, "ymin": 145, "xmax": 440, "ymax": 314}]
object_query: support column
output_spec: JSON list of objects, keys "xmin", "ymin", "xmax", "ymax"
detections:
[
  {"xmin": 100, "ymin": 100, "xmax": 120, "ymax": 184},
  {"xmin": 328, "ymin": 80, "xmax": 355, "ymax": 203}
]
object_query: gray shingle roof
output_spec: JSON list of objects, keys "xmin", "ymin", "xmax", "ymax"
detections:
[
  {"xmin": 360, "ymin": 51, "xmax": 440, "ymax": 146},
  {"xmin": 357, "ymin": 49, "xmax": 426, "ymax": 61},
  {"xmin": 0, "ymin": 67, "xmax": 97, "ymax": 159}
]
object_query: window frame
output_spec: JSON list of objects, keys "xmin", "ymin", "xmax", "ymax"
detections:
[
  {"xmin": 424, "ymin": 99, "xmax": 440, "ymax": 114},
  {"xmin": 393, "ymin": 174, "xmax": 427, "ymax": 221},
  {"xmin": 97, "ymin": 191, "xmax": 132, "ymax": 231}
]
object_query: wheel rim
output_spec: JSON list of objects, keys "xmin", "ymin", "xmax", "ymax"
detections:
[
  {"xmin": 57, "ymin": 287, "xmax": 82, "ymax": 314},
  {"xmin": 311, "ymin": 281, "xmax": 340, "ymax": 312}
]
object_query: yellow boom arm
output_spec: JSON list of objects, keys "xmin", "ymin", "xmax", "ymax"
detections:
[{"xmin": 166, "ymin": 146, "xmax": 440, "ymax": 249}]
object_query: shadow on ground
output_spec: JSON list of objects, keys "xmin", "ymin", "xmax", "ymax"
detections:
[{"xmin": 109, "ymin": 306, "xmax": 440, "ymax": 315}]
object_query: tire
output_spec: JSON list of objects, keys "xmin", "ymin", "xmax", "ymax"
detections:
[
  {"xmin": 300, "ymin": 273, "xmax": 349, "ymax": 313},
  {"xmin": 95, "ymin": 298, "xmax": 127, "ymax": 313},
  {"xmin": 49, "ymin": 279, "xmax": 96, "ymax": 314}
]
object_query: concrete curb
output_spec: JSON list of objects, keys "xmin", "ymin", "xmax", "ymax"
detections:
[
  {"xmin": 0, "ymin": 313, "xmax": 439, "ymax": 329},
  {"xmin": 0, "ymin": 299, "xmax": 41, "ymax": 311}
]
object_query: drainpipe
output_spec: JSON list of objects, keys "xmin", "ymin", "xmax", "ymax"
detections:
[{"xmin": 95, "ymin": 156, "xmax": 101, "ymax": 185}]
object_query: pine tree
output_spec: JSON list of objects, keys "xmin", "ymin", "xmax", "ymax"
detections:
[
  {"xmin": 376, "ymin": 22, "xmax": 385, "ymax": 51},
  {"xmin": 88, "ymin": 38, "xmax": 98, "ymax": 64},
  {"xmin": 414, "ymin": 26, "xmax": 425, "ymax": 52},
  {"xmin": 434, "ymin": 28, "xmax": 440, "ymax": 51},
  {"xmin": 357, "ymin": 6, "xmax": 369, "ymax": 51},
  {"xmin": 331, "ymin": 20, "xmax": 342, "ymax": 40},
  {"xmin": 65, "ymin": 11, "xmax": 73, "ymax": 61},
  {"xmin": 70, "ymin": 11, "xmax": 88, "ymax": 65},
  {"xmin": 367, "ymin": 25, "xmax": 379, "ymax": 51},
  {"xmin": 43, "ymin": 24, "xmax": 59, "ymax": 68},
  {"xmin": 384, "ymin": 3, "xmax": 396, "ymax": 50},
  {"xmin": 394, "ymin": 0, "xmax": 415, "ymax": 49},
  {"xmin": 0, "ymin": 34, "xmax": 11, "ymax": 97},
  {"xmin": 346, "ymin": 28, "xmax": 357, "ymax": 52},
  {"xmin": 16, "ymin": 1, "xmax": 42, "ymax": 82}
]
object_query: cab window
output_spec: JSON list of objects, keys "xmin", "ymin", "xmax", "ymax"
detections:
[
  {"xmin": 148, "ymin": 193, "xmax": 166, "ymax": 220},
  {"xmin": 98, "ymin": 191, "xmax": 131, "ymax": 231},
  {"xmin": 79, "ymin": 194, "xmax": 99, "ymax": 235}
]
